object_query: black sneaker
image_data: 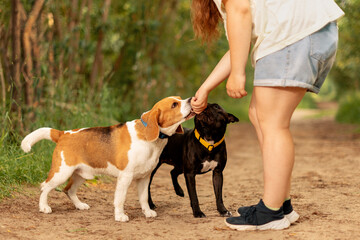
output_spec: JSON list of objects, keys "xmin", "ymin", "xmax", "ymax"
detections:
[
  {"xmin": 282, "ymin": 199, "xmax": 300, "ymax": 223},
  {"xmin": 237, "ymin": 199, "xmax": 299, "ymax": 224},
  {"xmin": 225, "ymin": 199, "xmax": 290, "ymax": 231}
]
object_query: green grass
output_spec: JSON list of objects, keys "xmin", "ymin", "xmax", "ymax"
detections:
[
  {"xmin": 0, "ymin": 121, "xmax": 54, "ymax": 198},
  {"xmin": 0, "ymin": 85, "xmax": 127, "ymax": 199}
]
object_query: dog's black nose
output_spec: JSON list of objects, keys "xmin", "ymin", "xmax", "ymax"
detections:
[{"xmin": 188, "ymin": 97, "xmax": 192, "ymax": 103}]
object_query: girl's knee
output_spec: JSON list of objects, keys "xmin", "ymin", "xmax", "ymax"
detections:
[
  {"xmin": 259, "ymin": 119, "xmax": 291, "ymax": 132},
  {"xmin": 254, "ymin": 108, "xmax": 292, "ymax": 130}
]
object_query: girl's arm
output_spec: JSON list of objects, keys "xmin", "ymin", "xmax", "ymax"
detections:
[
  {"xmin": 191, "ymin": 0, "xmax": 252, "ymax": 113},
  {"xmin": 191, "ymin": 50, "xmax": 231, "ymax": 113},
  {"xmin": 224, "ymin": 0, "xmax": 252, "ymax": 99}
]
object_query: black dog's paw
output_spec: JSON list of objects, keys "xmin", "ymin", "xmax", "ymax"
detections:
[
  {"xmin": 175, "ymin": 187, "xmax": 185, "ymax": 197},
  {"xmin": 219, "ymin": 210, "xmax": 232, "ymax": 217},
  {"xmin": 193, "ymin": 211, "xmax": 206, "ymax": 218},
  {"xmin": 149, "ymin": 202, "xmax": 157, "ymax": 210}
]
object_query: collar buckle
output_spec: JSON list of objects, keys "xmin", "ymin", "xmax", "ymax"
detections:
[
  {"xmin": 207, "ymin": 145, "xmax": 214, "ymax": 151},
  {"xmin": 159, "ymin": 132, "xmax": 169, "ymax": 139}
]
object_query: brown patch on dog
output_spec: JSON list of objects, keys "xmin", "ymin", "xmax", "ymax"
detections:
[
  {"xmin": 135, "ymin": 120, "xmax": 147, "ymax": 141},
  {"xmin": 45, "ymin": 124, "xmax": 131, "ymax": 182},
  {"xmin": 45, "ymin": 147, "xmax": 62, "ymax": 182},
  {"xmin": 157, "ymin": 97, "xmax": 184, "ymax": 128},
  {"xmin": 158, "ymin": 97, "xmax": 183, "ymax": 128},
  {"xmin": 50, "ymin": 129, "xmax": 65, "ymax": 143},
  {"xmin": 111, "ymin": 124, "xmax": 131, "ymax": 170},
  {"xmin": 141, "ymin": 109, "xmax": 160, "ymax": 142}
]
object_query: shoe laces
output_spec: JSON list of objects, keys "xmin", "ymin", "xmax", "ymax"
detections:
[{"xmin": 243, "ymin": 206, "xmax": 257, "ymax": 223}]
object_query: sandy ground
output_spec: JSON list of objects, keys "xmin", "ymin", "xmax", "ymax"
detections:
[{"xmin": 1, "ymin": 103, "xmax": 359, "ymax": 240}]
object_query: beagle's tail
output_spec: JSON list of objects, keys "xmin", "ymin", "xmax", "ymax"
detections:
[{"xmin": 21, "ymin": 128, "xmax": 63, "ymax": 153}]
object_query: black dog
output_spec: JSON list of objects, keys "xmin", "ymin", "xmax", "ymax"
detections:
[{"xmin": 148, "ymin": 103, "xmax": 239, "ymax": 218}]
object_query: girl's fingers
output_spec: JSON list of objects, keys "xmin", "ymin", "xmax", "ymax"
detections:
[
  {"xmin": 240, "ymin": 89, "xmax": 248, "ymax": 96},
  {"xmin": 191, "ymin": 98, "xmax": 197, "ymax": 107},
  {"xmin": 192, "ymin": 102, "xmax": 207, "ymax": 114},
  {"xmin": 227, "ymin": 88, "xmax": 248, "ymax": 98}
]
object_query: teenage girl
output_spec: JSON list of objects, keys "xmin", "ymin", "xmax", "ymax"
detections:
[{"xmin": 190, "ymin": 0, "xmax": 344, "ymax": 231}]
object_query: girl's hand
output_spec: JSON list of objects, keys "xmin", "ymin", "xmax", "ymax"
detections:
[
  {"xmin": 191, "ymin": 87, "xmax": 209, "ymax": 114},
  {"xmin": 226, "ymin": 73, "xmax": 247, "ymax": 98}
]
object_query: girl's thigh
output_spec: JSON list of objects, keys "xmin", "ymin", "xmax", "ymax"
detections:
[{"xmin": 253, "ymin": 87, "xmax": 306, "ymax": 129}]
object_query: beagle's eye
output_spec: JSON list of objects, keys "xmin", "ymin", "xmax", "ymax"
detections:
[
  {"xmin": 171, "ymin": 102, "xmax": 178, "ymax": 108},
  {"xmin": 214, "ymin": 105, "xmax": 220, "ymax": 109}
]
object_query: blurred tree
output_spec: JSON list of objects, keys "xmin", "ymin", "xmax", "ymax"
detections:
[
  {"xmin": 22, "ymin": 0, "xmax": 45, "ymax": 109},
  {"xmin": 0, "ymin": 0, "xmax": 230, "ymax": 130},
  {"xmin": 333, "ymin": 0, "xmax": 360, "ymax": 96},
  {"xmin": 2, "ymin": 0, "xmax": 357, "ymax": 131},
  {"xmin": 10, "ymin": 0, "xmax": 23, "ymax": 131},
  {"xmin": 89, "ymin": 0, "xmax": 111, "ymax": 94}
]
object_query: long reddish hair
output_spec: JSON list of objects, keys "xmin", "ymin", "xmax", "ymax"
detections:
[{"xmin": 191, "ymin": 0, "xmax": 222, "ymax": 43}]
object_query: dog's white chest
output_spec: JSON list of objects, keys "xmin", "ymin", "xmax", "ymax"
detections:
[
  {"xmin": 201, "ymin": 160, "xmax": 218, "ymax": 172},
  {"xmin": 130, "ymin": 143, "xmax": 163, "ymax": 178},
  {"xmin": 127, "ymin": 121, "xmax": 168, "ymax": 178}
]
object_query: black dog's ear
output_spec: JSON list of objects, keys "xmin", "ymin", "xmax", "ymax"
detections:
[{"xmin": 227, "ymin": 113, "xmax": 239, "ymax": 123}]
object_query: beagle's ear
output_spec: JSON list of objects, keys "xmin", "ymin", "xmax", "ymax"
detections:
[
  {"xmin": 175, "ymin": 125, "xmax": 184, "ymax": 134},
  {"xmin": 141, "ymin": 109, "xmax": 160, "ymax": 142}
]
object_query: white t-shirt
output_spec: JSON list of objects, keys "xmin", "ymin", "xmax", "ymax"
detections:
[{"xmin": 213, "ymin": 0, "xmax": 344, "ymax": 65}]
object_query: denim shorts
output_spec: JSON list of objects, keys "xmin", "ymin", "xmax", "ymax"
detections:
[{"xmin": 254, "ymin": 21, "xmax": 338, "ymax": 93}]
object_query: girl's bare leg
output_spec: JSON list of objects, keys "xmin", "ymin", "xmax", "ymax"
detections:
[{"xmin": 253, "ymin": 86, "xmax": 306, "ymax": 208}]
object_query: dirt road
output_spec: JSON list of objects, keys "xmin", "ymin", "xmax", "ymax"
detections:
[{"xmin": 1, "ymin": 105, "xmax": 359, "ymax": 240}]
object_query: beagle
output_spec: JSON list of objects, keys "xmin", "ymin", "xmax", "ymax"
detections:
[{"xmin": 21, "ymin": 96, "xmax": 194, "ymax": 222}]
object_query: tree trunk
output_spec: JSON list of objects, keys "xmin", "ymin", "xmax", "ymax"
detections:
[
  {"xmin": 10, "ymin": 0, "xmax": 24, "ymax": 132},
  {"xmin": 32, "ymin": 12, "xmax": 45, "ymax": 89},
  {"xmin": 0, "ymin": 57, "xmax": 6, "ymax": 109},
  {"xmin": 11, "ymin": 0, "xmax": 22, "ymax": 104},
  {"xmin": 104, "ymin": 40, "xmax": 127, "ymax": 82},
  {"xmin": 47, "ymin": 13, "xmax": 55, "ymax": 91},
  {"xmin": 67, "ymin": 0, "xmax": 78, "ymax": 81},
  {"xmin": 89, "ymin": 0, "xmax": 111, "ymax": 93},
  {"xmin": 23, "ymin": 0, "xmax": 45, "ymax": 106},
  {"xmin": 80, "ymin": 0, "xmax": 92, "ymax": 73},
  {"xmin": 0, "ymin": 17, "xmax": 11, "ymax": 87},
  {"xmin": 53, "ymin": 10, "xmax": 64, "ymax": 82}
]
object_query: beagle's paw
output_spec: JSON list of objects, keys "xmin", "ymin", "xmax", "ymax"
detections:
[
  {"xmin": 144, "ymin": 209, "xmax": 157, "ymax": 218},
  {"xmin": 75, "ymin": 202, "xmax": 90, "ymax": 210},
  {"xmin": 115, "ymin": 213, "xmax": 129, "ymax": 222},
  {"xmin": 39, "ymin": 205, "xmax": 52, "ymax": 214}
]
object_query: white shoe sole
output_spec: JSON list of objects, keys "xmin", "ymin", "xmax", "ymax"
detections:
[
  {"xmin": 285, "ymin": 210, "xmax": 300, "ymax": 224},
  {"xmin": 225, "ymin": 217, "xmax": 291, "ymax": 231}
]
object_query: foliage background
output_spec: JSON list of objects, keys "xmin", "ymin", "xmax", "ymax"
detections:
[{"xmin": 0, "ymin": 0, "xmax": 359, "ymax": 198}]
